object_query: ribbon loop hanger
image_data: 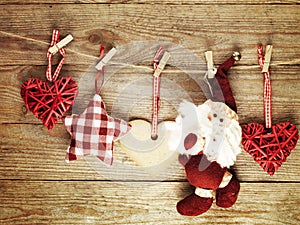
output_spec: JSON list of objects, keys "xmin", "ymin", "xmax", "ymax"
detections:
[
  {"xmin": 95, "ymin": 46, "xmax": 117, "ymax": 94},
  {"xmin": 258, "ymin": 45, "xmax": 273, "ymax": 129},
  {"xmin": 151, "ymin": 47, "xmax": 170, "ymax": 140},
  {"xmin": 46, "ymin": 30, "xmax": 73, "ymax": 82}
]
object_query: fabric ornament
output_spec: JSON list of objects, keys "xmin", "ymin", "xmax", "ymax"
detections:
[
  {"xmin": 242, "ymin": 45, "xmax": 299, "ymax": 176},
  {"xmin": 64, "ymin": 47, "xmax": 131, "ymax": 165},
  {"xmin": 20, "ymin": 30, "xmax": 78, "ymax": 129},
  {"xmin": 168, "ymin": 52, "xmax": 242, "ymax": 216},
  {"xmin": 119, "ymin": 47, "xmax": 177, "ymax": 172}
]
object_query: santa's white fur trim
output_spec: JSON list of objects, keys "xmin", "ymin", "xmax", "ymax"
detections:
[{"xmin": 195, "ymin": 188, "xmax": 214, "ymax": 198}]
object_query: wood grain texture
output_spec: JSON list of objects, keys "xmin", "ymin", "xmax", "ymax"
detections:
[
  {"xmin": 1, "ymin": 65, "xmax": 299, "ymax": 182},
  {"xmin": 0, "ymin": 4, "xmax": 299, "ymax": 66},
  {"xmin": 0, "ymin": 0, "xmax": 300, "ymax": 4},
  {"xmin": 1, "ymin": 123, "xmax": 299, "ymax": 181},
  {"xmin": 1, "ymin": 181, "xmax": 300, "ymax": 225},
  {"xmin": 0, "ymin": 1, "xmax": 300, "ymax": 224},
  {"xmin": 1, "ymin": 65, "xmax": 300, "ymax": 124}
]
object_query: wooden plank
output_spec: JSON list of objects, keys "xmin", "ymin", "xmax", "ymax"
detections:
[
  {"xmin": 0, "ymin": 0, "xmax": 299, "ymax": 4},
  {"xmin": 0, "ymin": 181, "xmax": 299, "ymax": 224},
  {"xmin": 1, "ymin": 65, "xmax": 299, "ymax": 124},
  {"xmin": 0, "ymin": 2, "xmax": 299, "ymax": 225},
  {"xmin": 0, "ymin": 123, "xmax": 299, "ymax": 181},
  {"xmin": 0, "ymin": 4, "xmax": 299, "ymax": 66},
  {"xmin": 1, "ymin": 64, "xmax": 300, "ymax": 182}
]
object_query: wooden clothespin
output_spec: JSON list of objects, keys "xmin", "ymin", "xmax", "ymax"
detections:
[
  {"xmin": 48, "ymin": 34, "xmax": 73, "ymax": 54},
  {"xmin": 153, "ymin": 51, "xmax": 170, "ymax": 77},
  {"xmin": 204, "ymin": 51, "xmax": 217, "ymax": 78},
  {"xmin": 95, "ymin": 47, "xmax": 117, "ymax": 71},
  {"xmin": 262, "ymin": 45, "xmax": 273, "ymax": 73}
]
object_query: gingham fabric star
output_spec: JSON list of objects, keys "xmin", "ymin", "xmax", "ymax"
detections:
[{"xmin": 64, "ymin": 94, "xmax": 131, "ymax": 165}]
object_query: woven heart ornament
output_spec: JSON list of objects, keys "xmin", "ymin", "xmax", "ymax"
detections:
[
  {"xmin": 21, "ymin": 30, "xmax": 78, "ymax": 129},
  {"xmin": 242, "ymin": 45, "xmax": 299, "ymax": 175}
]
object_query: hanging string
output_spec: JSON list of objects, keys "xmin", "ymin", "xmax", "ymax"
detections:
[
  {"xmin": 258, "ymin": 45, "xmax": 272, "ymax": 129},
  {"xmin": 95, "ymin": 45, "xmax": 106, "ymax": 94},
  {"xmin": 151, "ymin": 47, "xmax": 164, "ymax": 140},
  {"xmin": 46, "ymin": 30, "xmax": 66, "ymax": 82}
]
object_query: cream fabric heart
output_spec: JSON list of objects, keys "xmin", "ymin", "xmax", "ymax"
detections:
[{"xmin": 119, "ymin": 119, "xmax": 178, "ymax": 174}]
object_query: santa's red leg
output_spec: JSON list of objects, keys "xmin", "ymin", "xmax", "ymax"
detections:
[
  {"xmin": 216, "ymin": 171, "xmax": 240, "ymax": 208},
  {"xmin": 177, "ymin": 192, "xmax": 213, "ymax": 216}
]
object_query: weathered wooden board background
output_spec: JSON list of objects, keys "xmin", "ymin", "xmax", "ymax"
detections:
[{"xmin": 0, "ymin": 1, "xmax": 299, "ymax": 224}]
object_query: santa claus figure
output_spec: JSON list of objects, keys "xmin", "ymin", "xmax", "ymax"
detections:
[{"xmin": 168, "ymin": 52, "xmax": 242, "ymax": 216}]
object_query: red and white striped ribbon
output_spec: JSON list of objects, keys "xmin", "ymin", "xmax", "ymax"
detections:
[
  {"xmin": 258, "ymin": 45, "xmax": 272, "ymax": 128},
  {"xmin": 46, "ymin": 30, "xmax": 66, "ymax": 82},
  {"xmin": 151, "ymin": 47, "xmax": 164, "ymax": 139},
  {"xmin": 95, "ymin": 45, "xmax": 105, "ymax": 94}
]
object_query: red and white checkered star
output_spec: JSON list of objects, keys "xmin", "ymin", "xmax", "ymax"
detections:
[{"xmin": 64, "ymin": 94, "xmax": 131, "ymax": 165}]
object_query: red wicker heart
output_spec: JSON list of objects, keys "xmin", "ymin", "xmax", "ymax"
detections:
[
  {"xmin": 21, "ymin": 77, "xmax": 78, "ymax": 129},
  {"xmin": 242, "ymin": 122, "xmax": 298, "ymax": 175}
]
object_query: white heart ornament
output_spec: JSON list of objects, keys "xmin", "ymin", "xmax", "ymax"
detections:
[{"xmin": 119, "ymin": 119, "xmax": 178, "ymax": 174}]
